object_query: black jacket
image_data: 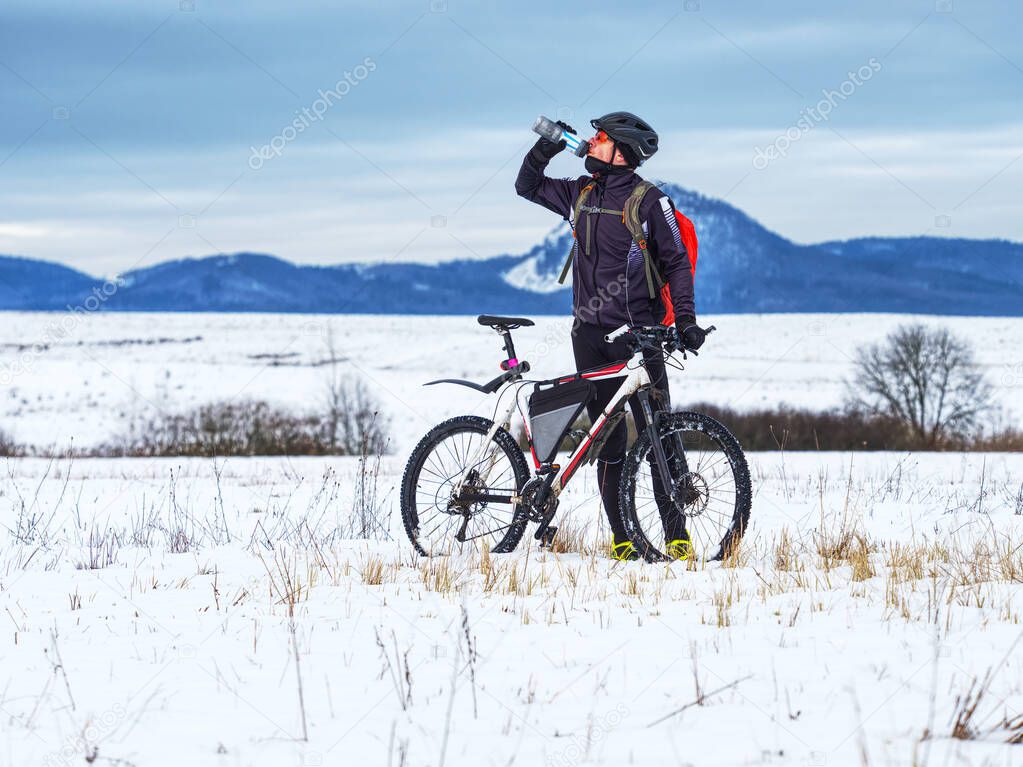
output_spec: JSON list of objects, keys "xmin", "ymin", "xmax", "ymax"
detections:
[{"xmin": 515, "ymin": 146, "xmax": 695, "ymax": 328}]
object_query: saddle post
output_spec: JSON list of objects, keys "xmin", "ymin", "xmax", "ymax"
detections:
[{"xmin": 497, "ymin": 327, "xmax": 518, "ymax": 370}]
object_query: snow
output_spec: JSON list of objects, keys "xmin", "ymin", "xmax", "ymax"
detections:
[
  {"xmin": 1, "ymin": 451, "xmax": 1022, "ymax": 765},
  {"xmin": 501, "ymin": 255, "xmax": 564, "ymax": 293},
  {"xmin": 1, "ymin": 312, "xmax": 1022, "ymax": 765}
]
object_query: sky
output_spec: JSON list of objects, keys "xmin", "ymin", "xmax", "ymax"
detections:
[{"xmin": 0, "ymin": 0, "xmax": 1021, "ymax": 275}]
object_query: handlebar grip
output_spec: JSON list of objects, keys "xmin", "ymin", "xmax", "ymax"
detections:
[{"xmin": 604, "ymin": 325, "xmax": 630, "ymax": 343}]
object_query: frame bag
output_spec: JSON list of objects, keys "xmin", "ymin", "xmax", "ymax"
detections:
[{"xmin": 527, "ymin": 379, "xmax": 594, "ymax": 464}]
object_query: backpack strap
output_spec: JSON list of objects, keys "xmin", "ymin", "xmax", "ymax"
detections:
[
  {"xmin": 572, "ymin": 182, "xmax": 595, "ymax": 227},
  {"xmin": 621, "ymin": 180, "xmax": 662, "ymax": 299},
  {"xmin": 558, "ymin": 182, "xmax": 595, "ymax": 285},
  {"xmin": 558, "ymin": 180, "xmax": 663, "ymax": 299}
]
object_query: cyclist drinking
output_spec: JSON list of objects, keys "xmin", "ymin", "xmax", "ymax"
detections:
[{"xmin": 515, "ymin": 111, "xmax": 705, "ymax": 560}]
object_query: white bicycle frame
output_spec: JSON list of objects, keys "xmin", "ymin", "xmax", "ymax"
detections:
[{"xmin": 455, "ymin": 332, "xmax": 653, "ymax": 502}]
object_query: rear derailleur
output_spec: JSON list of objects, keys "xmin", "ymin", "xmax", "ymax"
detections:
[{"xmin": 449, "ymin": 469, "xmax": 484, "ymax": 543}]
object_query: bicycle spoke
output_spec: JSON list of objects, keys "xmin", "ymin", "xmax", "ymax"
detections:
[
  {"xmin": 404, "ymin": 422, "xmax": 527, "ymax": 556},
  {"xmin": 424, "ymin": 512, "xmax": 459, "ymax": 543},
  {"xmin": 626, "ymin": 417, "xmax": 748, "ymax": 561},
  {"xmin": 460, "ymin": 522, "xmax": 513, "ymax": 542}
]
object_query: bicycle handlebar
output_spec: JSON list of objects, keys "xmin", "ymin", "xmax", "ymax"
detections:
[
  {"xmin": 604, "ymin": 325, "xmax": 632, "ymax": 343},
  {"xmin": 605, "ymin": 324, "xmax": 716, "ymax": 354}
]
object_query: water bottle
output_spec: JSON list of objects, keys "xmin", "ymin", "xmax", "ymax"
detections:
[{"xmin": 532, "ymin": 115, "xmax": 588, "ymax": 157}]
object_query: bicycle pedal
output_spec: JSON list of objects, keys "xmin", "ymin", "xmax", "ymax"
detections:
[{"xmin": 536, "ymin": 525, "xmax": 558, "ymax": 547}]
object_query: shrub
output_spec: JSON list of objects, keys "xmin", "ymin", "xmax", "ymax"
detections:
[
  {"xmin": 100, "ymin": 397, "xmax": 390, "ymax": 457},
  {"xmin": 324, "ymin": 373, "xmax": 391, "ymax": 455},
  {"xmin": 686, "ymin": 403, "xmax": 1021, "ymax": 452},
  {"xmin": 515, "ymin": 403, "xmax": 1022, "ymax": 454},
  {"xmin": 0, "ymin": 427, "xmax": 22, "ymax": 457},
  {"xmin": 689, "ymin": 403, "xmax": 914, "ymax": 451}
]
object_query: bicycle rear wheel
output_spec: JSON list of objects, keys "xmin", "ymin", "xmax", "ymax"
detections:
[
  {"xmin": 619, "ymin": 411, "xmax": 751, "ymax": 563},
  {"xmin": 400, "ymin": 415, "xmax": 530, "ymax": 556}
]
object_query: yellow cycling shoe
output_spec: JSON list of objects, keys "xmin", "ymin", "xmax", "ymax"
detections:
[
  {"xmin": 610, "ymin": 540, "xmax": 640, "ymax": 561},
  {"xmin": 665, "ymin": 538, "xmax": 693, "ymax": 561}
]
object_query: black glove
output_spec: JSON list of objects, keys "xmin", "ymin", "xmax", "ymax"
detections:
[
  {"xmin": 676, "ymin": 317, "xmax": 707, "ymax": 351},
  {"xmin": 530, "ymin": 121, "xmax": 576, "ymax": 162},
  {"xmin": 531, "ymin": 136, "xmax": 565, "ymax": 162}
]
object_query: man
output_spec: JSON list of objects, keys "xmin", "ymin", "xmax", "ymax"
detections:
[{"xmin": 515, "ymin": 111, "xmax": 706, "ymax": 560}]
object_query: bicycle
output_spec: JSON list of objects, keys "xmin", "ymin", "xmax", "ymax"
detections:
[{"xmin": 400, "ymin": 315, "xmax": 752, "ymax": 562}]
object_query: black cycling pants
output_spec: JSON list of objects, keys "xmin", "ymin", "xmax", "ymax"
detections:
[{"xmin": 571, "ymin": 320, "xmax": 672, "ymax": 542}]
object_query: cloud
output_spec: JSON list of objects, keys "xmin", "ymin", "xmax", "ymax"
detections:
[
  {"xmin": 0, "ymin": 122, "xmax": 1021, "ymax": 275},
  {"xmin": 1, "ymin": 1, "xmax": 1021, "ymax": 273},
  {"xmin": 0, "ymin": 223, "xmax": 51, "ymax": 239}
]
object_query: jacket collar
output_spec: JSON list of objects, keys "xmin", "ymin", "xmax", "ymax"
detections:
[{"xmin": 589, "ymin": 168, "xmax": 639, "ymax": 195}]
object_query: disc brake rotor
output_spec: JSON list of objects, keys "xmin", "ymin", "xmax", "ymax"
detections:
[{"xmin": 675, "ymin": 472, "xmax": 710, "ymax": 517}]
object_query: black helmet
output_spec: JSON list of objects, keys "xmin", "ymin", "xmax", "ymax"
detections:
[{"xmin": 590, "ymin": 111, "xmax": 658, "ymax": 167}]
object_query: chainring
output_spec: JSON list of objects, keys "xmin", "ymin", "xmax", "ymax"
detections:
[{"xmin": 519, "ymin": 476, "xmax": 557, "ymax": 523}]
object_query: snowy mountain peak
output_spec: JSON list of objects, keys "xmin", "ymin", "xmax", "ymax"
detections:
[{"xmin": 0, "ymin": 183, "xmax": 1020, "ymax": 314}]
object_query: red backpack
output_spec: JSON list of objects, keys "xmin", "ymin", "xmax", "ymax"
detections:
[{"xmin": 557, "ymin": 180, "xmax": 698, "ymax": 326}]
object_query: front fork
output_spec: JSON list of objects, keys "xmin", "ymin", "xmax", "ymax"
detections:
[
  {"xmin": 637, "ymin": 389, "xmax": 692, "ymax": 517},
  {"xmin": 638, "ymin": 389, "xmax": 674, "ymax": 487}
]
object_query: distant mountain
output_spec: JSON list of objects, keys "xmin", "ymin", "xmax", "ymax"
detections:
[
  {"xmin": 2, "ymin": 183, "xmax": 1021, "ymax": 315},
  {"xmin": 0, "ymin": 255, "xmax": 99, "ymax": 310}
]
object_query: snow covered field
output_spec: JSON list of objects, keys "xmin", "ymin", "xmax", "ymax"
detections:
[
  {"xmin": 2, "ymin": 451, "xmax": 1023, "ymax": 766},
  {"xmin": 2, "ymin": 312, "xmax": 1023, "ymax": 766},
  {"xmin": 0, "ymin": 312, "xmax": 1020, "ymax": 450}
]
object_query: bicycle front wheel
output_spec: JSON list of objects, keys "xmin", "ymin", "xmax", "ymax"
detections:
[
  {"xmin": 400, "ymin": 415, "xmax": 530, "ymax": 556},
  {"xmin": 619, "ymin": 411, "xmax": 752, "ymax": 563}
]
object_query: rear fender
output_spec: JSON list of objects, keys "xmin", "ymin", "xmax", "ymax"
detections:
[
  {"xmin": 424, "ymin": 378, "xmax": 490, "ymax": 394},
  {"xmin": 425, "ymin": 361, "xmax": 530, "ymax": 395}
]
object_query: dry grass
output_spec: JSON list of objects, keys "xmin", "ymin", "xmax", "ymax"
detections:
[
  {"xmin": 545, "ymin": 519, "xmax": 610, "ymax": 558},
  {"xmin": 997, "ymin": 540, "xmax": 1023, "ymax": 583},
  {"xmin": 269, "ymin": 522, "xmax": 1023, "ymax": 638},
  {"xmin": 815, "ymin": 528, "xmax": 855, "ymax": 571},
  {"xmin": 712, "ymin": 583, "xmax": 734, "ymax": 627},
  {"xmin": 360, "ymin": 556, "xmax": 388, "ymax": 586},
  {"xmin": 420, "ymin": 557, "xmax": 464, "ymax": 594},
  {"xmin": 849, "ymin": 535, "xmax": 876, "ymax": 582},
  {"xmin": 885, "ymin": 543, "xmax": 927, "ymax": 583},
  {"xmin": 948, "ymin": 670, "xmax": 1023, "ymax": 744},
  {"xmin": 478, "ymin": 546, "xmax": 501, "ymax": 592},
  {"xmin": 773, "ymin": 529, "xmax": 797, "ymax": 571}
]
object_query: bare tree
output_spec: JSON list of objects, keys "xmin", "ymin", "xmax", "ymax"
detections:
[
  {"xmin": 323, "ymin": 322, "xmax": 345, "ymax": 451},
  {"xmin": 322, "ymin": 323, "xmax": 391, "ymax": 455},
  {"xmin": 847, "ymin": 323, "xmax": 993, "ymax": 447}
]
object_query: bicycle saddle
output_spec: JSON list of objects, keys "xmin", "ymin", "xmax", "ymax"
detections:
[{"xmin": 477, "ymin": 314, "xmax": 535, "ymax": 330}]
